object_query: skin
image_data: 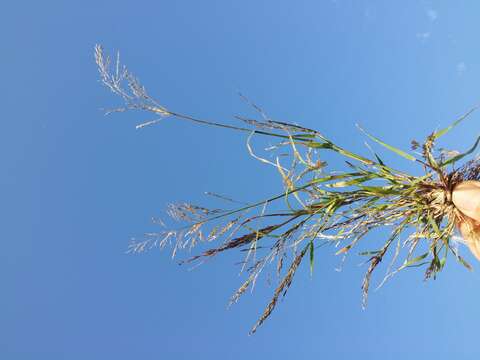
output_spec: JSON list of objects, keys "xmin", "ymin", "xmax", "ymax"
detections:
[
  {"xmin": 452, "ymin": 180, "xmax": 480, "ymax": 260},
  {"xmin": 452, "ymin": 180, "xmax": 480, "ymax": 223},
  {"xmin": 457, "ymin": 221, "xmax": 480, "ymax": 261}
]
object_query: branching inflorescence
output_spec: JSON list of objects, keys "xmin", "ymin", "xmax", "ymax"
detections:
[{"xmin": 95, "ymin": 45, "xmax": 480, "ymax": 334}]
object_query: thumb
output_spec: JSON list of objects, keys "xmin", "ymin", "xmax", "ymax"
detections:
[{"xmin": 452, "ymin": 180, "xmax": 480, "ymax": 222}]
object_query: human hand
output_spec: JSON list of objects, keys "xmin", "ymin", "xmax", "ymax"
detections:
[{"xmin": 452, "ymin": 180, "xmax": 480, "ymax": 260}]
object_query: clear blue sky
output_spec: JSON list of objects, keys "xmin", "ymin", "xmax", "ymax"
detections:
[{"xmin": 3, "ymin": 1, "xmax": 480, "ymax": 358}]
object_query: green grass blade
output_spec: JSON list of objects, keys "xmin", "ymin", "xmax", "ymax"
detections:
[
  {"xmin": 403, "ymin": 252, "xmax": 429, "ymax": 268},
  {"xmin": 359, "ymin": 185, "xmax": 401, "ymax": 196},
  {"xmin": 427, "ymin": 215, "xmax": 442, "ymax": 238},
  {"xmin": 441, "ymin": 135, "xmax": 480, "ymax": 166},
  {"xmin": 326, "ymin": 175, "xmax": 377, "ymax": 188},
  {"xmin": 433, "ymin": 105, "xmax": 479, "ymax": 140},
  {"xmin": 310, "ymin": 173, "xmax": 364, "ymax": 185},
  {"xmin": 306, "ymin": 141, "xmax": 375, "ymax": 165},
  {"xmin": 457, "ymin": 255, "xmax": 473, "ymax": 271},
  {"xmin": 357, "ymin": 124, "xmax": 417, "ymax": 162}
]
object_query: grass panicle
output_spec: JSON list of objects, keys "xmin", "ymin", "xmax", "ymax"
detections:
[{"xmin": 96, "ymin": 45, "xmax": 480, "ymax": 334}]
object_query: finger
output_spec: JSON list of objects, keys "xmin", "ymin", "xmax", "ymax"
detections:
[
  {"xmin": 452, "ymin": 180, "xmax": 480, "ymax": 223},
  {"xmin": 459, "ymin": 220, "xmax": 480, "ymax": 261}
]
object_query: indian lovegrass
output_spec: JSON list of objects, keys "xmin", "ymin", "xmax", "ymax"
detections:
[{"xmin": 95, "ymin": 45, "xmax": 480, "ymax": 334}]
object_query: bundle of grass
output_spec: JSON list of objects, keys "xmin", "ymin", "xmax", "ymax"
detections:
[{"xmin": 95, "ymin": 45, "xmax": 480, "ymax": 334}]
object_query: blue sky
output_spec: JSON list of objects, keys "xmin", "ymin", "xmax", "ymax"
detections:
[{"xmin": 3, "ymin": 1, "xmax": 480, "ymax": 358}]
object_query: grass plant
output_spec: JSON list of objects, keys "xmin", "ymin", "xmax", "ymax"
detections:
[{"xmin": 95, "ymin": 45, "xmax": 480, "ymax": 334}]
